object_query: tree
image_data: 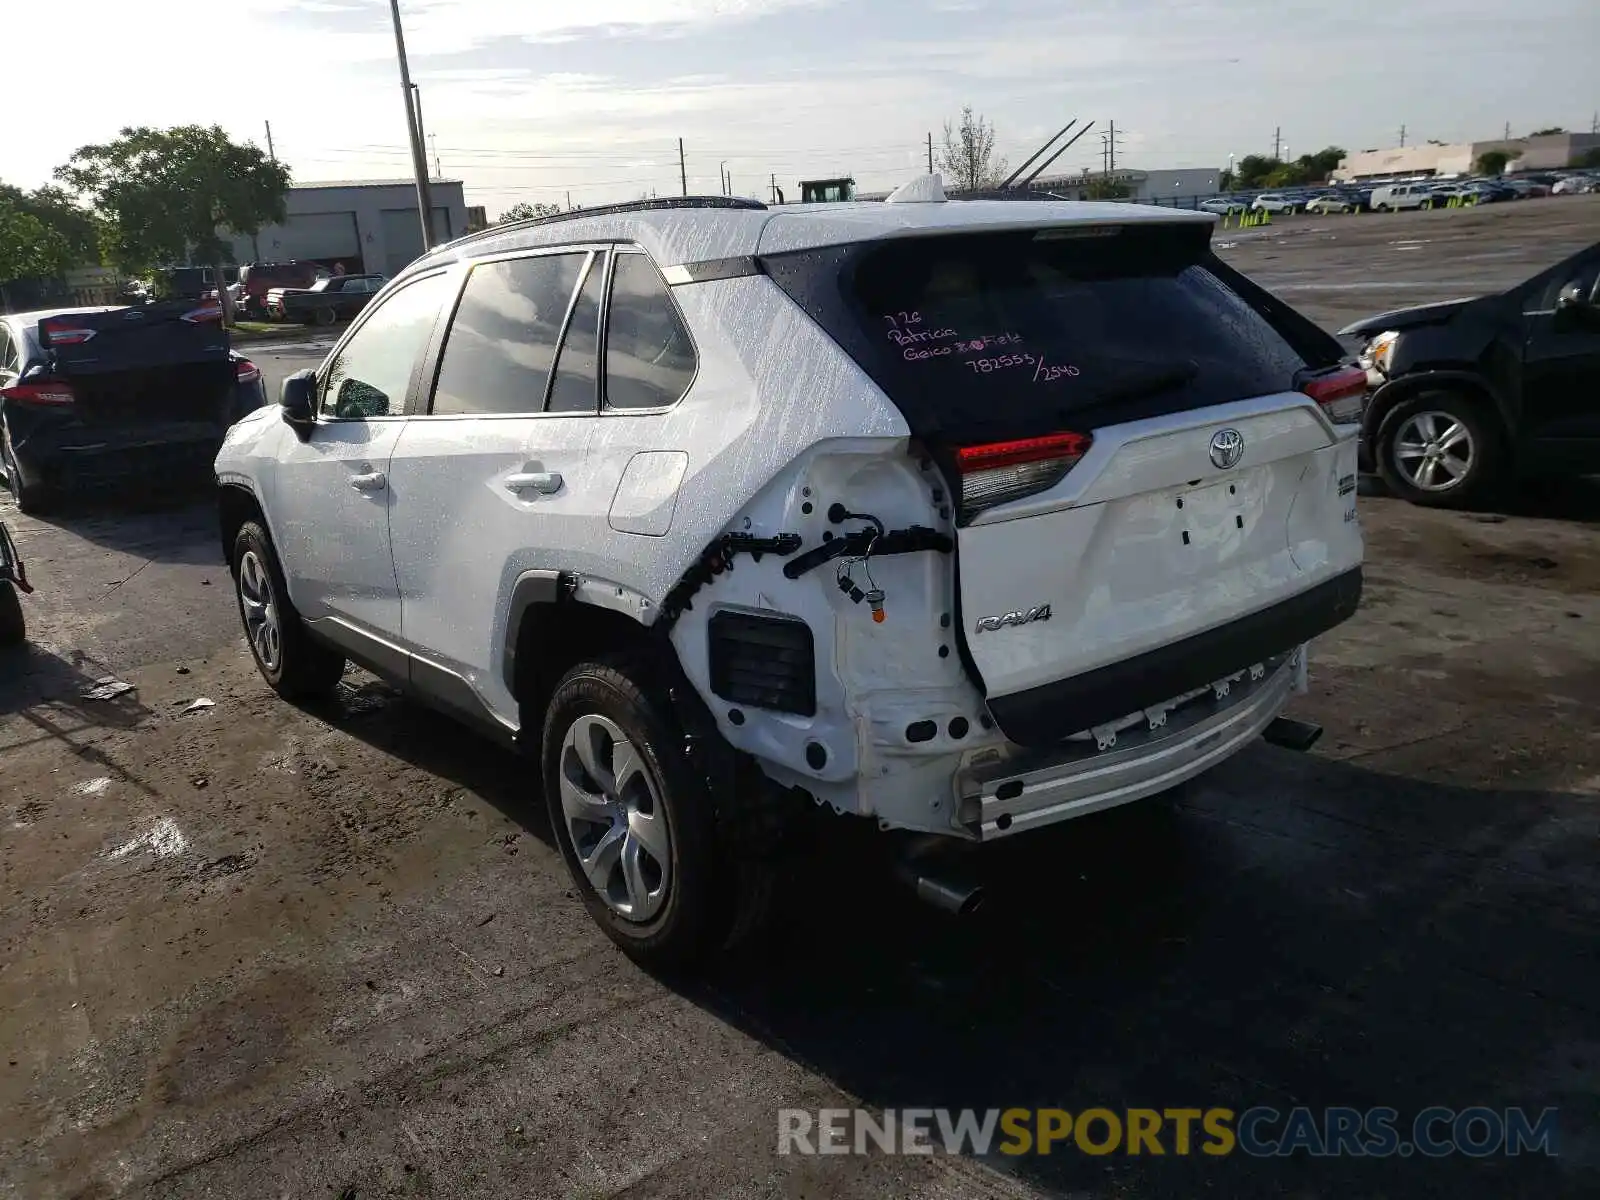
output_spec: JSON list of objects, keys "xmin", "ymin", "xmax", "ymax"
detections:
[
  {"xmin": 1573, "ymin": 148, "xmax": 1600, "ymax": 169},
  {"xmin": 56, "ymin": 125, "xmax": 289, "ymax": 321},
  {"xmin": 1475, "ymin": 150, "xmax": 1511, "ymax": 176},
  {"xmin": 499, "ymin": 201, "xmax": 561, "ymax": 223},
  {"xmin": 0, "ymin": 183, "xmax": 100, "ymax": 267},
  {"xmin": 1530, "ymin": 127, "xmax": 1566, "ymax": 137},
  {"xmin": 1082, "ymin": 178, "xmax": 1131, "ymax": 201},
  {"xmin": 1234, "ymin": 154, "xmax": 1278, "ymax": 189},
  {"xmin": 0, "ymin": 197, "xmax": 75, "ymax": 284},
  {"xmin": 938, "ymin": 107, "xmax": 1007, "ymax": 192}
]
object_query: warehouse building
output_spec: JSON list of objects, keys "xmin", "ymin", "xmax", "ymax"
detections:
[
  {"xmin": 225, "ymin": 179, "xmax": 469, "ymax": 277},
  {"xmin": 1334, "ymin": 133, "xmax": 1599, "ymax": 182}
]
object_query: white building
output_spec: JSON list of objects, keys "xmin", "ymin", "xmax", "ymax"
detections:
[
  {"xmin": 225, "ymin": 179, "xmax": 469, "ymax": 276},
  {"xmin": 1334, "ymin": 133, "xmax": 1599, "ymax": 182}
]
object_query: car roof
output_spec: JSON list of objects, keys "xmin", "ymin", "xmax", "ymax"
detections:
[{"xmin": 408, "ymin": 195, "xmax": 1215, "ymax": 280}]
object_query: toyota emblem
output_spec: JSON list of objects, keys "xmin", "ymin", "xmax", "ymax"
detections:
[{"xmin": 1209, "ymin": 428, "xmax": 1245, "ymax": 469}]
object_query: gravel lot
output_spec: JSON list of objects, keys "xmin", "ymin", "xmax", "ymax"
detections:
[{"xmin": 2, "ymin": 196, "xmax": 1597, "ymax": 1199}]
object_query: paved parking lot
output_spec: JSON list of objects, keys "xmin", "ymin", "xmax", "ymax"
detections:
[{"xmin": 2, "ymin": 196, "xmax": 1597, "ymax": 1199}]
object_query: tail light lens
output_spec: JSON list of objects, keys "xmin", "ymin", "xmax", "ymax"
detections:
[
  {"xmin": 235, "ymin": 360, "xmax": 261, "ymax": 385},
  {"xmin": 1, "ymin": 381, "xmax": 75, "ymax": 407},
  {"xmin": 955, "ymin": 431, "xmax": 1093, "ymax": 521},
  {"xmin": 38, "ymin": 320, "xmax": 96, "ymax": 346},
  {"xmin": 1299, "ymin": 364, "xmax": 1367, "ymax": 424},
  {"xmin": 181, "ymin": 302, "xmax": 224, "ymax": 323}
]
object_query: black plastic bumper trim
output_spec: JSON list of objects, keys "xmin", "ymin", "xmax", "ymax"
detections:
[{"xmin": 984, "ymin": 567, "xmax": 1363, "ymax": 747}]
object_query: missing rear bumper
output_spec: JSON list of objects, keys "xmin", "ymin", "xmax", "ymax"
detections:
[{"xmin": 958, "ymin": 654, "xmax": 1297, "ymax": 840}]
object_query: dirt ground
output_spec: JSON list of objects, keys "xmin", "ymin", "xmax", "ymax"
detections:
[{"xmin": 1, "ymin": 196, "xmax": 1598, "ymax": 1200}]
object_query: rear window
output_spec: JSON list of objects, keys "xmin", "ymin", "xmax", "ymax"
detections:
[{"xmin": 764, "ymin": 223, "xmax": 1335, "ymax": 443}]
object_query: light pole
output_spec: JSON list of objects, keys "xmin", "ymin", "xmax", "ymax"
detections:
[{"xmin": 388, "ymin": 0, "xmax": 434, "ymax": 252}]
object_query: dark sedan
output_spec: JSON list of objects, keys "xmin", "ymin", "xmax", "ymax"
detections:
[
  {"xmin": 264, "ymin": 274, "xmax": 387, "ymax": 325},
  {"xmin": 0, "ymin": 303, "xmax": 267, "ymax": 513},
  {"xmin": 1341, "ymin": 241, "xmax": 1600, "ymax": 506}
]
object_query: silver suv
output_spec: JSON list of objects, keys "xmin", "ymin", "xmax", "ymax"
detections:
[{"xmin": 215, "ymin": 183, "xmax": 1365, "ymax": 967}]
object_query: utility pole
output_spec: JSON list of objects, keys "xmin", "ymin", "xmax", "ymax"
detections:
[
  {"xmin": 770, "ymin": 173, "xmax": 777, "ymax": 204},
  {"xmin": 927, "ymin": 131, "xmax": 934, "ymax": 174},
  {"xmin": 264, "ymin": 121, "xmax": 276, "ymax": 163},
  {"xmin": 1504, "ymin": 121, "xmax": 1512, "ymax": 141},
  {"xmin": 1398, "ymin": 124, "xmax": 1406, "ymax": 148},
  {"xmin": 565, "ymin": 190, "xmax": 572, "ymax": 211},
  {"xmin": 388, "ymin": 0, "xmax": 434, "ymax": 252},
  {"xmin": 1109, "ymin": 120, "xmax": 1117, "ymax": 172},
  {"xmin": 726, "ymin": 171, "xmax": 733, "ymax": 197},
  {"xmin": 719, "ymin": 160, "xmax": 728, "ymax": 196},
  {"xmin": 1273, "ymin": 125, "xmax": 1282, "ymax": 160},
  {"xmin": 1592, "ymin": 111, "xmax": 1598, "ymax": 134},
  {"xmin": 679, "ymin": 138, "xmax": 687, "ymax": 197},
  {"xmin": 430, "ymin": 133, "xmax": 441, "ymax": 179}
]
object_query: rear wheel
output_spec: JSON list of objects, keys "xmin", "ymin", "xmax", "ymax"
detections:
[
  {"xmin": 0, "ymin": 581, "xmax": 24, "ymax": 647},
  {"xmin": 232, "ymin": 520, "xmax": 346, "ymax": 698},
  {"xmin": 542, "ymin": 654, "xmax": 753, "ymax": 971},
  {"xmin": 1376, "ymin": 390, "xmax": 1504, "ymax": 508},
  {"xmin": 1, "ymin": 425, "xmax": 48, "ymax": 516},
  {"xmin": 313, "ymin": 307, "xmax": 336, "ymax": 327}
]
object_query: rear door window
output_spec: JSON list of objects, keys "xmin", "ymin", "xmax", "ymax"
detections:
[
  {"xmin": 430, "ymin": 252, "xmax": 587, "ymax": 416},
  {"xmin": 603, "ymin": 252, "xmax": 697, "ymax": 411},
  {"xmin": 765, "ymin": 223, "xmax": 1318, "ymax": 443}
]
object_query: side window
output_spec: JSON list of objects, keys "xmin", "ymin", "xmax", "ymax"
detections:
[
  {"xmin": 604, "ymin": 252, "xmax": 697, "ymax": 411},
  {"xmin": 321, "ymin": 272, "xmax": 451, "ymax": 419},
  {"xmin": 546, "ymin": 253, "xmax": 605, "ymax": 414},
  {"xmin": 431, "ymin": 252, "xmax": 586, "ymax": 416},
  {"xmin": 0, "ymin": 328, "xmax": 15, "ymax": 379}
]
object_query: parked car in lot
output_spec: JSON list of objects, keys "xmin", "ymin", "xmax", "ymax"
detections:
[
  {"xmin": 1198, "ymin": 197, "xmax": 1246, "ymax": 214},
  {"xmin": 215, "ymin": 187, "xmax": 1365, "ymax": 967},
  {"xmin": 237, "ymin": 261, "xmax": 328, "ymax": 318},
  {"xmin": 1343, "ymin": 240, "xmax": 1600, "ymax": 507},
  {"xmin": 1503, "ymin": 178, "xmax": 1552, "ymax": 198},
  {"xmin": 1, "ymin": 302, "xmax": 267, "ymax": 513},
  {"xmin": 1552, "ymin": 175, "xmax": 1597, "ymax": 195},
  {"xmin": 0, "ymin": 519, "xmax": 28, "ymax": 646},
  {"xmin": 265, "ymin": 274, "xmax": 387, "ymax": 325},
  {"xmin": 1304, "ymin": 193, "xmax": 1355, "ymax": 214},
  {"xmin": 1369, "ymin": 183, "xmax": 1435, "ymax": 212},
  {"xmin": 1251, "ymin": 192, "xmax": 1302, "ymax": 214}
]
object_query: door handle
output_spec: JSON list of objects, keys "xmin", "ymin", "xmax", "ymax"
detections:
[
  {"xmin": 505, "ymin": 471, "xmax": 562, "ymax": 495},
  {"xmin": 348, "ymin": 471, "xmax": 387, "ymax": 492}
]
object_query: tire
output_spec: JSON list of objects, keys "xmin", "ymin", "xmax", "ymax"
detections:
[
  {"xmin": 313, "ymin": 307, "xmax": 336, "ymax": 327},
  {"xmin": 0, "ymin": 581, "xmax": 23, "ymax": 647},
  {"xmin": 542, "ymin": 653, "xmax": 749, "ymax": 971},
  {"xmin": 231, "ymin": 520, "xmax": 346, "ymax": 699},
  {"xmin": 1375, "ymin": 390, "xmax": 1505, "ymax": 509},
  {"xmin": 1, "ymin": 425, "xmax": 49, "ymax": 516}
]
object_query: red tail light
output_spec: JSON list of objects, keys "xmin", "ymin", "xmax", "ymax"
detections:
[
  {"xmin": 955, "ymin": 431, "xmax": 1093, "ymax": 521},
  {"xmin": 1, "ymin": 381, "xmax": 75, "ymax": 407},
  {"xmin": 235, "ymin": 359, "xmax": 261, "ymax": 385},
  {"xmin": 182, "ymin": 302, "xmax": 224, "ymax": 323},
  {"xmin": 1300, "ymin": 365, "xmax": 1367, "ymax": 424},
  {"xmin": 38, "ymin": 323, "xmax": 96, "ymax": 346}
]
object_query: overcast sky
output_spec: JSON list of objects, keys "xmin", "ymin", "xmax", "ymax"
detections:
[{"xmin": 6, "ymin": 0, "xmax": 1597, "ymax": 217}]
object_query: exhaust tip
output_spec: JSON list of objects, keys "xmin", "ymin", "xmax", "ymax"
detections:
[{"xmin": 914, "ymin": 875, "xmax": 986, "ymax": 916}]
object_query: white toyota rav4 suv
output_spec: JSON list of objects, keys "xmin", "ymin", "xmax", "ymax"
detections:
[{"xmin": 215, "ymin": 182, "xmax": 1365, "ymax": 967}]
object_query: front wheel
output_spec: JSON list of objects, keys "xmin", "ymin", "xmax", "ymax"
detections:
[
  {"xmin": 1375, "ymin": 391, "xmax": 1504, "ymax": 508},
  {"xmin": 542, "ymin": 654, "xmax": 749, "ymax": 971},
  {"xmin": 232, "ymin": 520, "xmax": 346, "ymax": 698}
]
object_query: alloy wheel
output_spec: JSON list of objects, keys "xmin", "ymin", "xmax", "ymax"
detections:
[
  {"xmin": 237, "ymin": 549, "xmax": 283, "ymax": 672},
  {"xmin": 558, "ymin": 713, "xmax": 671, "ymax": 922},
  {"xmin": 1392, "ymin": 410, "xmax": 1475, "ymax": 492}
]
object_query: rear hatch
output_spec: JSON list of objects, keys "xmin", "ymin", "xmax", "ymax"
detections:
[
  {"xmin": 39, "ymin": 302, "xmax": 236, "ymax": 425},
  {"xmin": 764, "ymin": 218, "xmax": 1363, "ymax": 745}
]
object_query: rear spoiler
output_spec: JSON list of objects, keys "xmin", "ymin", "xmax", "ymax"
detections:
[{"xmin": 39, "ymin": 301, "xmax": 229, "ymax": 375}]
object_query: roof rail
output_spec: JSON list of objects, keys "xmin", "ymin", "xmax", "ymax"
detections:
[{"xmin": 436, "ymin": 195, "xmax": 769, "ymax": 256}]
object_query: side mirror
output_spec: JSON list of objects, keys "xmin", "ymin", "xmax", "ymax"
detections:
[
  {"xmin": 1555, "ymin": 282, "xmax": 1589, "ymax": 311},
  {"xmin": 280, "ymin": 369, "xmax": 318, "ymax": 440}
]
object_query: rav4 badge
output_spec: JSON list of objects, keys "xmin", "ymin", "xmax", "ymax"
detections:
[{"xmin": 975, "ymin": 604, "xmax": 1052, "ymax": 633}]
